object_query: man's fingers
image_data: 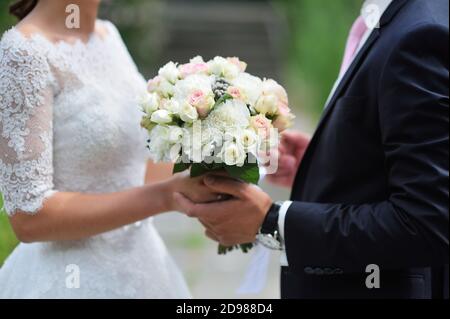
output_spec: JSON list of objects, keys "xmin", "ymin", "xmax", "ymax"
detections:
[
  {"xmin": 203, "ymin": 175, "xmax": 249, "ymax": 199},
  {"xmin": 278, "ymin": 155, "xmax": 298, "ymax": 170},
  {"xmin": 282, "ymin": 131, "xmax": 310, "ymax": 148},
  {"xmin": 199, "ymin": 218, "xmax": 214, "ymax": 230},
  {"xmin": 266, "ymin": 175, "xmax": 292, "ymax": 188},
  {"xmin": 206, "ymin": 170, "xmax": 229, "ymax": 178},
  {"xmin": 174, "ymin": 192, "xmax": 233, "ymax": 221},
  {"xmin": 173, "ymin": 192, "xmax": 197, "ymax": 217},
  {"xmin": 205, "ymin": 229, "xmax": 219, "ymax": 242}
]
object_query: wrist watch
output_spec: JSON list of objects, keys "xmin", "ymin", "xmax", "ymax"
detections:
[{"xmin": 256, "ymin": 201, "xmax": 283, "ymax": 250}]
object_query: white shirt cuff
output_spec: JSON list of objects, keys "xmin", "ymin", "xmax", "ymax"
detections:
[{"xmin": 278, "ymin": 201, "xmax": 292, "ymax": 267}]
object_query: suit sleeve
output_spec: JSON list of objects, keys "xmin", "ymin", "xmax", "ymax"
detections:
[{"xmin": 284, "ymin": 24, "xmax": 449, "ymax": 274}]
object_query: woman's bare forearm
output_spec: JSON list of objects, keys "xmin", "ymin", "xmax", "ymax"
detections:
[
  {"xmin": 145, "ymin": 161, "xmax": 174, "ymax": 184},
  {"xmin": 9, "ymin": 181, "xmax": 173, "ymax": 243}
]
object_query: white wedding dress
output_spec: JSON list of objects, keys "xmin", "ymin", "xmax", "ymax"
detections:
[{"xmin": 0, "ymin": 20, "xmax": 191, "ymax": 299}]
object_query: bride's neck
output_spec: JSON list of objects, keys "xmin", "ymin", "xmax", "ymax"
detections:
[{"xmin": 32, "ymin": 0, "xmax": 101, "ymax": 39}]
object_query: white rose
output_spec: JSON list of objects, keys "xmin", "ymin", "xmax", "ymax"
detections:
[
  {"xmin": 261, "ymin": 79, "xmax": 289, "ymax": 106},
  {"xmin": 207, "ymin": 56, "xmax": 240, "ymax": 80},
  {"xmin": 139, "ymin": 92, "xmax": 160, "ymax": 114},
  {"xmin": 179, "ymin": 103, "xmax": 199, "ymax": 123},
  {"xmin": 190, "ymin": 56, "xmax": 205, "ymax": 64},
  {"xmin": 168, "ymin": 143, "xmax": 182, "ymax": 162},
  {"xmin": 255, "ymin": 94, "xmax": 279, "ymax": 115},
  {"xmin": 227, "ymin": 57, "xmax": 247, "ymax": 72},
  {"xmin": 202, "ymin": 143, "xmax": 216, "ymax": 158},
  {"xmin": 173, "ymin": 74, "xmax": 214, "ymax": 101},
  {"xmin": 148, "ymin": 125, "xmax": 171, "ymax": 162},
  {"xmin": 159, "ymin": 61, "xmax": 180, "ymax": 84},
  {"xmin": 159, "ymin": 79, "xmax": 175, "ymax": 98},
  {"xmin": 223, "ymin": 131, "xmax": 237, "ymax": 143},
  {"xmin": 163, "ymin": 99, "xmax": 181, "ymax": 114},
  {"xmin": 221, "ymin": 142, "xmax": 247, "ymax": 167},
  {"xmin": 168, "ymin": 126, "xmax": 184, "ymax": 144},
  {"xmin": 239, "ymin": 129, "xmax": 260, "ymax": 153},
  {"xmin": 231, "ymin": 73, "xmax": 263, "ymax": 105},
  {"xmin": 151, "ymin": 109, "xmax": 173, "ymax": 124}
]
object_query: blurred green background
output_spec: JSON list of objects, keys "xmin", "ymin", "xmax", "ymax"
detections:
[{"xmin": 0, "ymin": 0, "xmax": 361, "ymax": 290}]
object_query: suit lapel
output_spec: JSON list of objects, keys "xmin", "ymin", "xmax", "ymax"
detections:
[
  {"xmin": 316, "ymin": 0, "xmax": 409, "ymax": 132},
  {"xmin": 291, "ymin": 0, "xmax": 410, "ymax": 196},
  {"xmin": 317, "ymin": 29, "xmax": 380, "ymax": 130},
  {"xmin": 290, "ymin": 30, "xmax": 379, "ymax": 197},
  {"xmin": 380, "ymin": 0, "xmax": 409, "ymax": 26}
]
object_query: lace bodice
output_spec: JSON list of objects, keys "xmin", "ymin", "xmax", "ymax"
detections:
[
  {"xmin": 0, "ymin": 21, "xmax": 192, "ymax": 299},
  {"xmin": 0, "ymin": 20, "xmax": 148, "ymax": 215}
]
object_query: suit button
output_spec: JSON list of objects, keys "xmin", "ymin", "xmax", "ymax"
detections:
[
  {"xmin": 314, "ymin": 268, "xmax": 325, "ymax": 275},
  {"xmin": 304, "ymin": 267, "xmax": 314, "ymax": 275},
  {"xmin": 334, "ymin": 268, "xmax": 344, "ymax": 275}
]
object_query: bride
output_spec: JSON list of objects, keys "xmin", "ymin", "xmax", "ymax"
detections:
[{"xmin": 0, "ymin": 0, "xmax": 219, "ymax": 298}]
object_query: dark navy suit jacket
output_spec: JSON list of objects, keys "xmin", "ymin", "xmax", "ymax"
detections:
[{"xmin": 283, "ymin": 0, "xmax": 449, "ymax": 299}]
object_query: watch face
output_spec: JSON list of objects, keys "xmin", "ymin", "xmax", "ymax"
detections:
[{"xmin": 256, "ymin": 234, "xmax": 282, "ymax": 250}]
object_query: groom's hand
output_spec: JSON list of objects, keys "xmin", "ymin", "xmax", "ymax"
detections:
[
  {"xmin": 267, "ymin": 131, "xmax": 311, "ymax": 188},
  {"xmin": 174, "ymin": 175, "xmax": 273, "ymax": 246}
]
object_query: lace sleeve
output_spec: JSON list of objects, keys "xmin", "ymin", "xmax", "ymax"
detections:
[{"xmin": 0, "ymin": 33, "xmax": 57, "ymax": 216}]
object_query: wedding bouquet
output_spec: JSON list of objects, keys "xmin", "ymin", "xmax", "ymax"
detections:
[{"xmin": 140, "ymin": 56, "xmax": 295, "ymax": 254}]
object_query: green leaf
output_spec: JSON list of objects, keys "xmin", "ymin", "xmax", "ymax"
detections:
[
  {"xmin": 173, "ymin": 162, "xmax": 191, "ymax": 174},
  {"xmin": 214, "ymin": 93, "xmax": 233, "ymax": 107},
  {"xmin": 210, "ymin": 162, "xmax": 226, "ymax": 171},
  {"xmin": 190, "ymin": 163, "xmax": 205, "ymax": 178},
  {"xmin": 190, "ymin": 162, "xmax": 225, "ymax": 178},
  {"xmin": 190, "ymin": 163, "xmax": 212, "ymax": 178},
  {"xmin": 225, "ymin": 162, "xmax": 260, "ymax": 184},
  {"xmin": 218, "ymin": 243, "xmax": 253, "ymax": 255}
]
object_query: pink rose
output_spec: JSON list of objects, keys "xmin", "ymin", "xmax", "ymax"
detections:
[
  {"xmin": 227, "ymin": 57, "xmax": 247, "ymax": 72},
  {"xmin": 273, "ymin": 109, "xmax": 295, "ymax": 132},
  {"xmin": 273, "ymin": 102, "xmax": 295, "ymax": 131},
  {"xmin": 188, "ymin": 90, "xmax": 215, "ymax": 118},
  {"xmin": 227, "ymin": 86, "xmax": 244, "ymax": 100},
  {"xmin": 250, "ymin": 114, "xmax": 272, "ymax": 139},
  {"xmin": 189, "ymin": 90, "xmax": 205, "ymax": 105},
  {"xmin": 277, "ymin": 101, "xmax": 292, "ymax": 117},
  {"xmin": 179, "ymin": 63, "xmax": 209, "ymax": 78},
  {"xmin": 147, "ymin": 76, "xmax": 162, "ymax": 93}
]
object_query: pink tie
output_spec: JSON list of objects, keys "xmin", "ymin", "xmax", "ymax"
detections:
[{"xmin": 339, "ymin": 16, "xmax": 368, "ymax": 77}]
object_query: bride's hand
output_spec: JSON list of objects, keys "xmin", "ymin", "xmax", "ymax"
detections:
[{"xmin": 166, "ymin": 172, "xmax": 221, "ymax": 210}]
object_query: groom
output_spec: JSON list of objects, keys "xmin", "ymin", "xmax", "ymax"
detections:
[{"xmin": 175, "ymin": 0, "xmax": 449, "ymax": 299}]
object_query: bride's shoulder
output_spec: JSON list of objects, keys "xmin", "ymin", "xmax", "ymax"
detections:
[
  {"xmin": 1, "ymin": 23, "xmax": 49, "ymax": 58},
  {"xmin": 0, "ymin": 25, "xmax": 52, "ymax": 82}
]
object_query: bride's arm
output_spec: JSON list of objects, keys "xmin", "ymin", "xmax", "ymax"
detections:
[
  {"xmin": 145, "ymin": 161, "xmax": 174, "ymax": 184},
  {"xmin": 9, "ymin": 173, "xmax": 212, "ymax": 243},
  {"xmin": 0, "ymin": 32, "xmax": 217, "ymax": 244}
]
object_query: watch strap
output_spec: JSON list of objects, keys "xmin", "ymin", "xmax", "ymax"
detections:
[{"xmin": 261, "ymin": 201, "xmax": 282, "ymax": 235}]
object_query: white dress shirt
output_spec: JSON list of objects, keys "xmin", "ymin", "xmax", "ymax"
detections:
[{"xmin": 279, "ymin": 0, "xmax": 393, "ymax": 267}]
